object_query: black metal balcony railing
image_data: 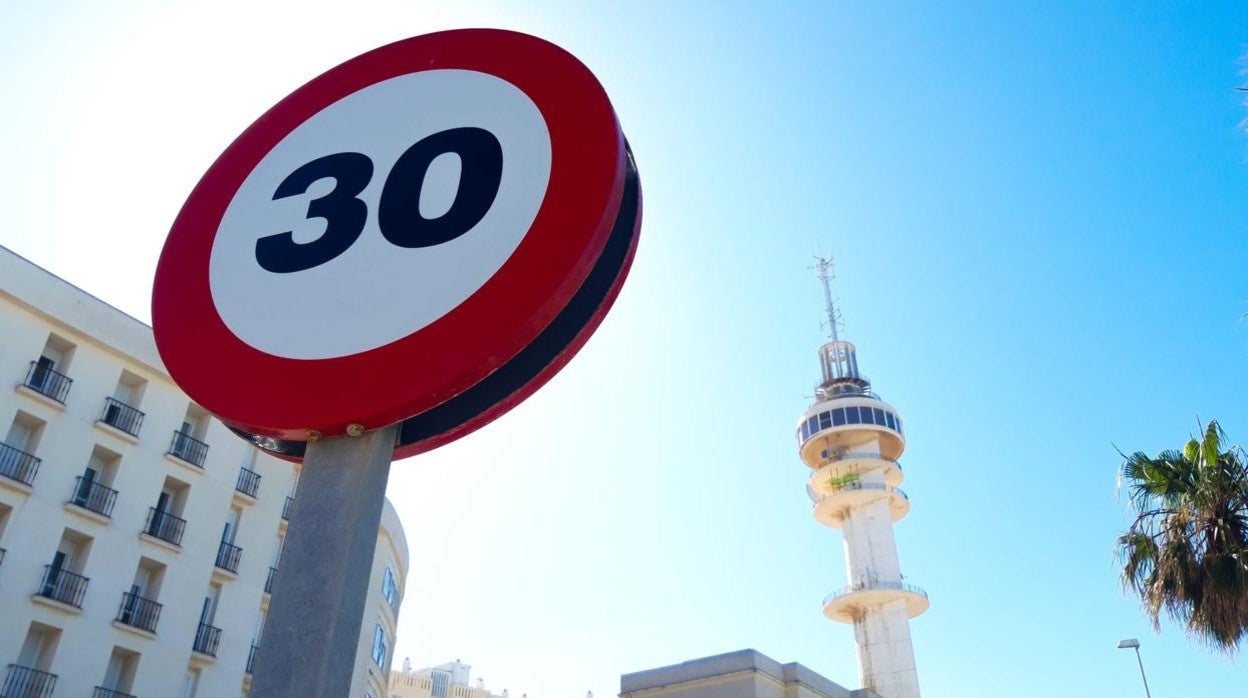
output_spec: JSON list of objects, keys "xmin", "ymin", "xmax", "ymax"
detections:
[
  {"xmin": 2, "ymin": 664, "xmax": 56, "ymax": 698},
  {"xmin": 70, "ymin": 476, "xmax": 119, "ymax": 518},
  {"xmin": 93, "ymin": 687, "xmax": 138, "ymax": 698},
  {"xmin": 144, "ymin": 508, "xmax": 186, "ymax": 547},
  {"xmin": 168, "ymin": 430, "xmax": 209, "ymax": 467},
  {"xmin": 281, "ymin": 496, "xmax": 294, "ymax": 521},
  {"xmin": 215, "ymin": 540, "xmax": 243, "ymax": 573},
  {"xmin": 116, "ymin": 591, "xmax": 162, "ymax": 633},
  {"xmin": 265, "ymin": 566, "xmax": 277, "ymax": 594},
  {"xmin": 37, "ymin": 564, "xmax": 89, "ymax": 608},
  {"xmin": 24, "ymin": 361, "xmax": 72, "ymax": 403},
  {"xmin": 236, "ymin": 467, "xmax": 261, "ymax": 498},
  {"xmin": 100, "ymin": 397, "xmax": 145, "ymax": 437},
  {"xmin": 169, "ymin": 429, "xmax": 210, "ymax": 466},
  {"xmin": 193, "ymin": 622, "xmax": 222, "ymax": 657},
  {"xmin": 0, "ymin": 442, "xmax": 41, "ymax": 488},
  {"xmin": 246, "ymin": 644, "xmax": 259, "ymax": 674}
]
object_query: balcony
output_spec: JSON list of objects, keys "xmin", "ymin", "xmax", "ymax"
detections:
[
  {"xmin": 37, "ymin": 565, "xmax": 89, "ymax": 608},
  {"xmin": 281, "ymin": 496, "xmax": 294, "ymax": 521},
  {"xmin": 235, "ymin": 467, "xmax": 261, "ymax": 499},
  {"xmin": 144, "ymin": 508, "xmax": 187, "ymax": 547},
  {"xmin": 167, "ymin": 430, "xmax": 208, "ymax": 468},
  {"xmin": 116, "ymin": 591, "xmax": 162, "ymax": 634},
  {"xmin": 100, "ymin": 397, "xmax": 145, "ymax": 437},
  {"xmin": 2, "ymin": 664, "xmax": 56, "ymax": 698},
  {"xmin": 0, "ymin": 442, "xmax": 40, "ymax": 488},
  {"xmin": 246, "ymin": 644, "xmax": 259, "ymax": 675},
  {"xmin": 811, "ymin": 481, "xmax": 910, "ymax": 529},
  {"xmin": 215, "ymin": 541, "xmax": 243, "ymax": 574},
  {"xmin": 23, "ymin": 361, "xmax": 72, "ymax": 404},
  {"xmin": 94, "ymin": 687, "xmax": 137, "ymax": 698},
  {"xmin": 265, "ymin": 566, "xmax": 277, "ymax": 594},
  {"xmin": 193, "ymin": 622, "xmax": 222, "ymax": 658},
  {"xmin": 69, "ymin": 477, "xmax": 119, "ymax": 518},
  {"xmin": 822, "ymin": 580, "xmax": 929, "ymax": 623}
]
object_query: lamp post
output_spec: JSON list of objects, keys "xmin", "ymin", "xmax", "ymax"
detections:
[{"xmin": 1116, "ymin": 638, "xmax": 1152, "ymax": 698}]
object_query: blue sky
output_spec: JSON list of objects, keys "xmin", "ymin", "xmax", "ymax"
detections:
[{"xmin": 2, "ymin": 1, "xmax": 1247, "ymax": 696}]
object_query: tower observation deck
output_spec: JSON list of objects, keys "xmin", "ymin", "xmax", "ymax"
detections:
[{"xmin": 797, "ymin": 256, "xmax": 926, "ymax": 698}]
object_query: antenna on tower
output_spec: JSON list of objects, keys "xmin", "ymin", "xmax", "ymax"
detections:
[{"xmin": 811, "ymin": 255, "xmax": 842, "ymax": 341}]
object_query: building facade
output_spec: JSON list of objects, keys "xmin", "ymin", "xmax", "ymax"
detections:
[
  {"xmin": 389, "ymin": 660, "xmax": 508, "ymax": 698},
  {"xmin": 797, "ymin": 258, "xmax": 926, "ymax": 698},
  {"xmin": 0, "ymin": 245, "xmax": 408, "ymax": 698},
  {"xmin": 620, "ymin": 650, "xmax": 882, "ymax": 698}
]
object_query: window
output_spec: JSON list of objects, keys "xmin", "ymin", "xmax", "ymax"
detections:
[
  {"xmin": 831, "ymin": 408, "xmax": 846, "ymax": 426},
  {"xmin": 382, "ymin": 567, "xmax": 399, "ymax": 610},
  {"xmin": 100, "ymin": 646, "xmax": 140, "ymax": 695},
  {"xmin": 431, "ymin": 670, "xmax": 451, "ymax": 698},
  {"xmin": 872, "ymin": 408, "xmax": 886, "ymax": 426},
  {"xmin": 17, "ymin": 621, "xmax": 61, "ymax": 672},
  {"xmin": 25, "ymin": 334, "xmax": 76, "ymax": 402},
  {"xmin": 40, "ymin": 529, "xmax": 93, "ymax": 607},
  {"xmin": 371, "ymin": 625, "xmax": 388, "ymax": 667},
  {"xmin": 145, "ymin": 476, "xmax": 190, "ymax": 546},
  {"xmin": 101, "ymin": 370, "xmax": 147, "ymax": 435},
  {"xmin": 817, "ymin": 412, "xmax": 831, "ymax": 430},
  {"xmin": 72, "ymin": 446, "xmax": 121, "ymax": 517},
  {"xmin": 845, "ymin": 407, "xmax": 861, "ymax": 424},
  {"xmin": 2, "ymin": 412, "xmax": 45, "ymax": 486},
  {"xmin": 885, "ymin": 412, "xmax": 896, "ymax": 430}
]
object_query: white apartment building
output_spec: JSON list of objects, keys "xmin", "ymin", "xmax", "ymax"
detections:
[{"xmin": 0, "ymin": 245, "xmax": 409, "ymax": 698}]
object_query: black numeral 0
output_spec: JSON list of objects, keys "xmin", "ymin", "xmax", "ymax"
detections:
[
  {"xmin": 254, "ymin": 127, "xmax": 504, "ymax": 273},
  {"xmin": 379, "ymin": 127, "xmax": 503, "ymax": 248}
]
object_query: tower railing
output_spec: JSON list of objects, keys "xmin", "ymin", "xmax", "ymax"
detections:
[
  {"xmin": 823, "ymin": 580, "xmax": 928, "ymax": 606},
  {"xmin": 821, "ymin": 481, "xmax": 909, "ymax": 499}
]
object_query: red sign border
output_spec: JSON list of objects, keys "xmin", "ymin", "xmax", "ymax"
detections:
[{"xmin": 154, "ymin": 29, "xmax": 626, "ymax": 440}]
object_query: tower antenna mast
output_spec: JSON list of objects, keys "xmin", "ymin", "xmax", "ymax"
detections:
[{"xmin": 812, "ymin": 255, "xmax": 841, "ymax": 341}]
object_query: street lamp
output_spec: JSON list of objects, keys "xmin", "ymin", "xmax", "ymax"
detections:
[{"xmin": 1116, "ymin": 638, "xmax": 1152, "ymax": 698}]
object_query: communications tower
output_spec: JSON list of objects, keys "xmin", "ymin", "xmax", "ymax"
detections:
[{"xmin": 797, "ymin": 256, "xmax": 927, "ymax": 698}]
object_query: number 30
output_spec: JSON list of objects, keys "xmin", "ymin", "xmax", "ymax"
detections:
[{"xmin": 255, "ymin": 127, "xmax": 503, "ymax": 274}]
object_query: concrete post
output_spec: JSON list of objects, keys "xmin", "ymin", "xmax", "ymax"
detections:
[{"xmin": 249, "ymin": 423, "xmax": 398, "ymax": 697}]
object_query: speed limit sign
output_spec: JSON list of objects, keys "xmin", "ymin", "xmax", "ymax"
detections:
[{"xmin": 153, "ymin": 29, "xmax": 641, "ymax": 459}]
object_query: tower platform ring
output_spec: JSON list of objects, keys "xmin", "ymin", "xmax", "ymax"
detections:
[
  {"xmin": 808, "ymin": 455, "xmax": 903, "ymax": 492},
  {"xmin": 811, "ymin": 484, "xmax": 909, "ymax": 528},
  {"xmin": 797, "ymin": 397, "xmax": 905, "ymax": 465},
  {"xmin": 822, "ymin": 581, "xmax": 929, "ymax": 623}
]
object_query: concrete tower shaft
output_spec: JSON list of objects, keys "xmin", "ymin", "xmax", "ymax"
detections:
[{"xmin": 797, "ymin": 257, "xmax": 926, "ymax": 698}]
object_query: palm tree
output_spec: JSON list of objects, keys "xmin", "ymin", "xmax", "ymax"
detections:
[{"xmin": 1117, "ymin": 420, "xmax": 1248, "ymax": 651}]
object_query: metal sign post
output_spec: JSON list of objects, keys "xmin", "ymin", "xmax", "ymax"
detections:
[
  {"xmin": 250, "ymin": 425, "xmax": 398, "ymax": 697},
  {"xmin": 152, "ymin": 29, "xmax": 641, "ymax": 697}
]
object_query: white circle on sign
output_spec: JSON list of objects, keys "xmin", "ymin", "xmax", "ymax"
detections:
[{"xmin": 208, "ymin": 69, "xmax": 552, "ymax": 360}]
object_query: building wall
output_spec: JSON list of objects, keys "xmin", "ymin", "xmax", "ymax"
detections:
[
  {"xmin": 389, "ymin": 660, "xmax": 502, "ymax": 698},
  {"xmin": 0, "ymin": 245, "xmax": 407, "ymax": 697},
  {"xmin": 353, "ymin": 500, "xmax": 409, "ymax": 698}
]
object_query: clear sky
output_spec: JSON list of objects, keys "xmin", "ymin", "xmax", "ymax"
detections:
[{"xmin": 2, "ymin": 1, "xmax": 1247, "ymax": 696}]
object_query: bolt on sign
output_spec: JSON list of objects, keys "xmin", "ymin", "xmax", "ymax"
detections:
[{"xmin": 153, "ymin": 29, "xmax": 642, "ymax": 460}]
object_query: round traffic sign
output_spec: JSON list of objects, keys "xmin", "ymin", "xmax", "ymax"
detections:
[{"xmin": 153, "ymin": 29, "xmax": 641, "ymax": 458}]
